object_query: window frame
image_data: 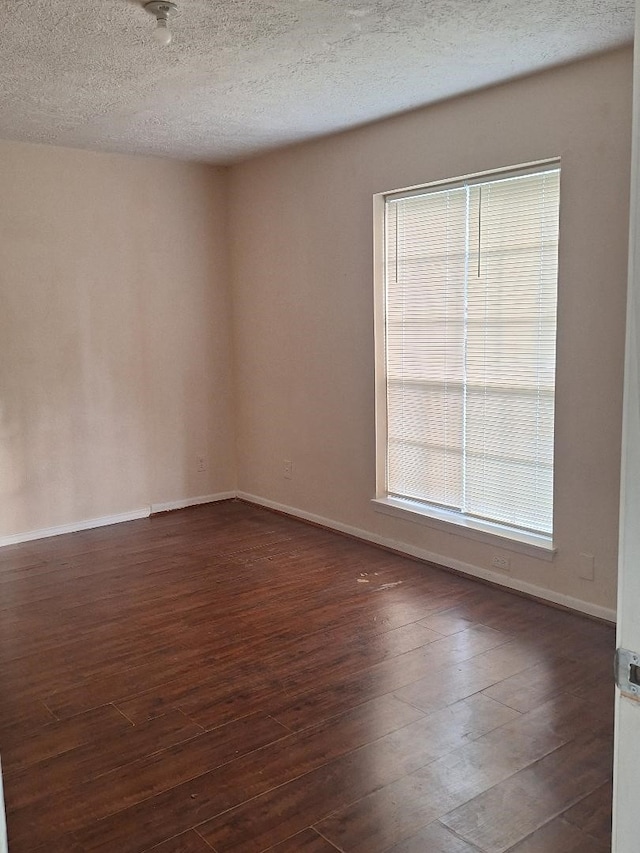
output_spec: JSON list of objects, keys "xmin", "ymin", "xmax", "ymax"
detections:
[{"xmin": 372, "ymin": 159, "xmax": 560, "ymax": 560}]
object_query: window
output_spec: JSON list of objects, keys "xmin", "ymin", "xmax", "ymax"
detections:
[{"xmin": 374, "ymin": 162, "xmax": 560, "ymax": 548}]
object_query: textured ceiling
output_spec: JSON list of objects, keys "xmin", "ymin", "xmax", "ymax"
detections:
[{"xmin": 0, "ymin": 0, "xmax": 634, "ymax": 164}]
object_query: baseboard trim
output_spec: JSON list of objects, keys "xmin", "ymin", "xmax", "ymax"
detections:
[
  {"xmin": 0, "ymin": 492, "xmax": 239, "ymax": 548},
  {"xmin": 237, "ymin": 491, "xmax": 617, "ymax": 624},
  {"xmin": 150, "ymin": 493, "xmax": 237, "ymax": 514},
  {"xmin": 0, "ymin": 507, "xmax": 151, "ymax": 548}
]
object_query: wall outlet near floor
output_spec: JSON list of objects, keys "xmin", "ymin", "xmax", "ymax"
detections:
[
  {"xmin": 491, "ymin": 554, "xmax": 510, "ymax": 572},
  {"xmin": 197, "ymin": 455, "xmax": 207, "ymax": 473},
  {"xmin": 578, "ymin": 552, "xmax": 595, "ymax": 581},
  {"xmin": 283, "ymin": 459, "xmax": 293, "ymax": 480}
]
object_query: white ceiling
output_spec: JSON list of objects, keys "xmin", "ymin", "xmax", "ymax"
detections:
[{"xmin": 0, "ymin": 0, "xmax": 634, "ymax": 164}]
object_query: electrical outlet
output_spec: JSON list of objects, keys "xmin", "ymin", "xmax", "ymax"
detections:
[
  {"xmin": 491, "ymin": 555, "xmax": 510, "ymax": 572},
  {"xmin": 579, "ymin": 552, "xmax": 595, "ymax": 581},
  {"xmin": 197, "ymin": 455, "xmax": 207, "ymax": 473},
  {"xmin": 283, "ymin": 459, "xmax": 293, "ymax": 480}
]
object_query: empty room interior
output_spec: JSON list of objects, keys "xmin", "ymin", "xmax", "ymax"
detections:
[{"xmin": 0, "ymin": 1, "xmax": 638, "ymax": 852}]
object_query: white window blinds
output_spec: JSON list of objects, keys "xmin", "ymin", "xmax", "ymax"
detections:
[{"xmin": 384, "ymin": 167, "xmax": 560, "ymax": 536}]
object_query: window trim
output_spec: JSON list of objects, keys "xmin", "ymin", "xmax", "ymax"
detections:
[
  {"xmin": 373, "ymin": 158, "xmax": 560, "ymax": 554},
  {"xmin": 371, "ymin": 496, "xmax": 555, "ymax": 560}
]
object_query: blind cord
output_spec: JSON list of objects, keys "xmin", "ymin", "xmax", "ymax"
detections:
[{"xmin": 477, "ymin": 186, "xmax": 482, "ymax": 278}]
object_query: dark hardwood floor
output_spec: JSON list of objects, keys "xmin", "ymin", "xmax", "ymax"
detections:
[{"xmin": 0, "ymin": 500, "xmax": 614, "ymax": 852}]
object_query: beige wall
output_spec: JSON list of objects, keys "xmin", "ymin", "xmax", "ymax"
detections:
[
  {"xmin": 229, "ymin": 48, "xmax": 633, "ymax": 614},
  {"xmin": 0, "ymin": 141, "xmax": 235, "ymax": 538}
]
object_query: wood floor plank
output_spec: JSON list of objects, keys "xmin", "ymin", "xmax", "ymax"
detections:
[
  {"xmin": 279, "ymin": 625, "xmax": 512, "ymax": 699},
  {"xmin": 566, "ymin": 672, "xmax": 617, "ymax": 712},
  {"xmin": 384, "ymin": 821, "xmax": 479, "ymax": 852},
  {"xmin": 42, "ymin": 642, "xmax": 262, "ymax": 719},
  {"xmin": 0, "ymin": 501, "xmax": 615, "ymax": 853},
  {"xmin": 418, "ymin": 611, "xmax": 479, "ymax": 636},
  {"xmin": 481, "ymin": 657, "xmax": 592, "ymax": 713},
  {"xmin": 561, "ymin": 780, "xmax": 612, "ymax": 844},
  {"xmin": 30, "ymin": 836, "xmax": 86, "ymax": 853},
  {"xmin": 428, "ymin": 594, "xmax": 571, "ymax": 638},
  {"xmin": 116, "ymin": 670, "xmax": 284, "ymax": 727},
  {"xmin": 0, "ymin": 704, "xmax": 132, "ymax": 775},
  {"xmin": 475, "ymin": 691, "xmax": 613, "ymax": 747},
  {"xmin": 440, "ymin": 732, "xmax": 613, "ymax": 852},
  {"xmin": 266, "ymin": 620, "xmax": 444, "ymax": 687},
  {"xmin": 200, "ymin": 694, "xmax": 525, "ymax": 853},
  {"xmin": 37, "ymin": 577, "xmax": 469, "ymax": 721},
  {"xmin": 391, "ymin": 641, "xmax": 540, "ymax": 714},
  {"xmin": 196, "ymin": 737, "xmax": 417, "ymax": 853},
  {"xmin": 270, "ymin": 676, "xmax": 521, "ymax": 736},
  {"xmin": 74, "ymin": 695, "xmax": 437, "ymax": 853},
  {"xmin": 116, "ymin": 621, "xmax": 442, "ymax": 730},
  {"xmin": 4, "ymin": 710, "xmax": 203, "ymax": 812},
  {"xmin": 0, "ymin": 552, "xmax": 48, "ymax": 574},
  {"xmin": 144, "ymin": 830, "xmax": 215, "ymax": 852},
  {"xmin": 8, "ymin": 711, "xmax": 288, "ymax": 848},
  {"xmin": 315, "ymin": 695, "xmax": 576, "ymax": 853},
  {"xmin": 28, "ymin": 695, "xmax": 422, "ymax": 852},
  {"xmin": 265, "ymin": 626, "xmax": 511, "ymax": 733},
  {"xmin": 503, "ymin": 817, "xmax": 609, "ymax": 852},
  {"xmin": 263, "ymin": 828, "xmax": 341, "ymax": 851},
  {"xmin": 0, "ymin": 696, "xmax": 54, "ymax": 733}
]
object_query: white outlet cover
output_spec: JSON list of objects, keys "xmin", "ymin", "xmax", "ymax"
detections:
[{"xmin": 578, "ymin": 553, "xmax": 595, "ymax": 581}]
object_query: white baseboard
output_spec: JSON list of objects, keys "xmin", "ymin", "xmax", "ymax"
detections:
[
  {"xmin": 150, "ymin": 492, "xmax": 236, "ymax": 514},
  {"xmin": 237, "ymin": 491, "xmax": 617, "ymax": 624},
  {"xmin": 0, "ymin": 507, "xmax": 151, "ymax": 548},
  {"xmin": 0, "ymin": 491, "xmax": 237, "ymax": 547}
]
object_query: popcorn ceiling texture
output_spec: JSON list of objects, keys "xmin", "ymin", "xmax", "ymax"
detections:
[{"xmin": 0, "ymin": 0, "xmax": 634, "ymax": 163}]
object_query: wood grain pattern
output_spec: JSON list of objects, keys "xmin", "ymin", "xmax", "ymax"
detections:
[
  {"xmin": 440, "ymin": 731, "xmax": 613, "ymax": 851},
  {"xmin": 0, "ymin": 704, "xmax": 133, "ymax": 775},
  {"xmin": 75, "ymin": 695, "xmax": 427, "ymax": 853},
  {"xmin": 314, "ymin": 692, "xmax": 576, "ymax": 853},
  {"xmin": 9, "ymin": 711, "xmax": 288, "ymax": 848},
  {"xmin": 30, "ymin": 837, "xmax": 87, "ymax": 853},
  {"xmin": 145, "ymin": 830, "xmax": 215, "ymax": 852},
  {"xmin": 0, "ymin": 500, "xmax": 615, "ymax": 853},
  {"xmin": 3, "ymin": 710, "xmax": 203, "ymax": 812},
  {"xmin": 263, "ymin": 829, "xmax": 341, "ymax": 851},
  {"xmin": 504, "ymin": 818, "xmax": 610, "ymax": 852},
  {"xmin": 561, "ymin": 780, "xmax": 613, "ymax": 844},
  {"xmin": 385, "ymin": 821, "xmax": 478, "ymax": 852}
]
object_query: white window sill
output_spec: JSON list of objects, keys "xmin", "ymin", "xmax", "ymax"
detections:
[{"xmin": 372, "ymin": 496, "xmax": 556, "ymax": 561}]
